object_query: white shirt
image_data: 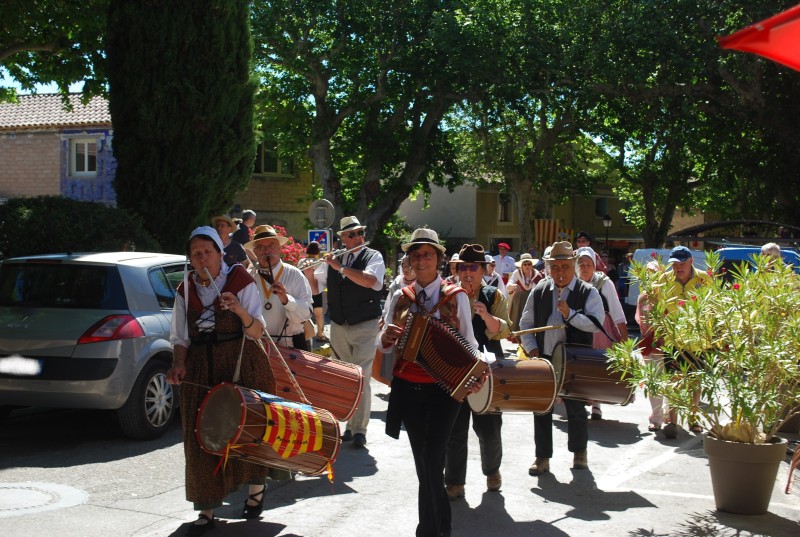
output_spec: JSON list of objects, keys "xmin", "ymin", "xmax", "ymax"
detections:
[
  {"xmin": 314, "ymin": 247, "xmax": 386, "ymax": 292},
  {"xmin": 170, "ymin": 267, "xmax": 265, "ymax": 348},
  {"xmin": 378, "ymin": 276, "xmax": 484, "ymax": 361},
  {"xmin": 597, "ymin": 277, "xmax": 626, "ymax": 325},
  {"xmin": 518, "ymin": 276, "xmax": 604, "ymax": 357},
  {"xmin": 250, "ymin": 260, "xmax": 312, "ymax": 342},
  {"xmin": 493, "ymin": 254, "xmax": 517, "ymax": 277},
  {"xmin": 483, "ymin": 272, "xmax": 508, "ymax": 298}
]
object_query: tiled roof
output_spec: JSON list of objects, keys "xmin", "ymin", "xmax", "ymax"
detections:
[{"xmin": 0, "ymin": 93, "xmax": 111, "ymax": 131}]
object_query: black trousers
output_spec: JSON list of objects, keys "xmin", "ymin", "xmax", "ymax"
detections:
[
  {"xmin": 391, "ymin": 377, "xmax": 461, "ymax": 537},
  {"xmin": 445, "ymin": 402, "xmax": 502, "ymax": 485},
  {"xmin": 533, "ymin": 397, "xmax": 588, "ymax": 458}
]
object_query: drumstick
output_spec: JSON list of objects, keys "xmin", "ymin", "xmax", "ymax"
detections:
[
  {"xmin": 510, "ymin": 324, "xmax": 566, "ymax": 337},
  {"xmin": 203, "ymin": 267, "xmax": 224, "ymax": 300}
]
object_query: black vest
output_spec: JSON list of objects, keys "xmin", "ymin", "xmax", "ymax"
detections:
[
  {"xmin": 531, "ymin": 278, "xmax": 596, "ymax": 352},
  {"xmin": 327, "ymin": 248, "xmax": 383, "ymax": 325},
  {"xmin": 473, "ymin": 285, "xmax": 504, "ymax": 360}
]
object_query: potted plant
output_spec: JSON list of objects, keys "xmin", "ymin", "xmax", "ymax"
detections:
[{"xmin": 608, "ymin": 250, "xmax": 800, "ymax": 514}]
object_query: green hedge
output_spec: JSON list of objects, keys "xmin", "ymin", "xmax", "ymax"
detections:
[{"xmin": 0, "ymin": 196, "xmax": 161, "ymax": 259}]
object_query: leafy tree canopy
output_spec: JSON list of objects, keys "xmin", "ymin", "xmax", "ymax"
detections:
[{"xmin": 0, "ymin": 0, "xmax": 108, "ymax": 103}]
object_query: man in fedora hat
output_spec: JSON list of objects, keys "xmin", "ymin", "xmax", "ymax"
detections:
[
  {"xmin": 212, "ymin": 215, "xmax": 249, "ymax": 267},
  {"xmin": 519, "ymin": 241, "xmax": 605, "ymax": 475},
  {"xmin": 445, "ymin": 244, "xmax": 511, "ymax": 500},
  {"xmin": 379, "ymin": 228, "xmax": 482, "ymax": 537},
  {"xmin": 315, "ymin": 216, "xmax": 385, "ymax": 448},
  {"xmin": 246, "ymin": 225, "xmax": 313, "ymax": 351}
]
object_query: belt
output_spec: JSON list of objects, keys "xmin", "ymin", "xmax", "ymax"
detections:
[{"xmin": 191, "ymin": 332, "xmax": 242, "ymax": 345}]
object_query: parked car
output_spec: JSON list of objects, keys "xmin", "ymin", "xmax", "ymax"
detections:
[
  {"xmin": 0, "ymin": 252, "xmax": 186, "ymax": 439},
  {"xmin": 715, "ymin": 246, "xmax": 800, "ymax": 281}
]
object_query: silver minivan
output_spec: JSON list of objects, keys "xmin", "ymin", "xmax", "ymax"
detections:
[{"xmin": 0, "ymin": 252, "xmax": 186, "ymax": 439}]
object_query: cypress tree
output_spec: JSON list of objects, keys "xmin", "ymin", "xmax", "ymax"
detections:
[{"xmin": 106, "ymin": 0, "xmax": 256, "ymax": 252}]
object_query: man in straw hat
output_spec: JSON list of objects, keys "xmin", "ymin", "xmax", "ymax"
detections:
[
  {"xmin": 519, "ymin": 241, "xmax": 605, "ymax": 475},
  {"xmin": 379, "ymin": 228, "xmax": 483, "ymax": 537},
  {"xmin": 315, "ymin": 216, "xmax": 385, "ymax": 448},
  {"xmin": 445, "ymin": 244, "xmax": 511, "ymax": 500},
  {"xmin": 246, "ymin": 225, "xmax": 313, "ymax": 351}
]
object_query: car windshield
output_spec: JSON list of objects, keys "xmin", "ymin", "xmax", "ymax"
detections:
[{"xmin": 0, "ymin": 262, "xmax": 127, "ymax": 309}]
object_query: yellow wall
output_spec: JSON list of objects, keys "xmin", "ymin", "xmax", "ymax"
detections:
[{"xmin": 231, "ymin": 165, "xmax": 315, "ymax": 240}]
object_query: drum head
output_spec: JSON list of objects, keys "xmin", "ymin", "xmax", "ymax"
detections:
[
  {"xmin": 467, "ymin": 377, "xmax": 492, "ymax": 414},
  {"xmin": 197, "ymin": 384, "xmax": 246, "ymax": 453}
]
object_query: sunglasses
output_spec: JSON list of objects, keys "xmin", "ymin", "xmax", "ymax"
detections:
[
  {"xmin": 457, "ymin": 263, "xmax": 481, "ymax": 272},
  {"xmin": 346, "ymin": 229, "xmax": 365, "ymax": 239},
  {"xmin": 409, "ymin": 252, "xmax": 436, "ymax": 261}
]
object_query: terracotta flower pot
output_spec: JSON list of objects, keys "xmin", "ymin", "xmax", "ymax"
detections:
[{"xmin": 703, "ymin": 434, "xmax": 787, "ymax": 515}]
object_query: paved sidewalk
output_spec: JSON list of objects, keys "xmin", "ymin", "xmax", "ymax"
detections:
[{"xmin": 1, "ymin": 332, "xmax": 799, "ymax": 536}]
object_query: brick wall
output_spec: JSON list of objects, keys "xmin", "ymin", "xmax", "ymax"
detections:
[
  {"xmin": 0, "ymin": 131, "xmax": 61, "ymax": 198},
  {"xmin": 231, "ymin": 168, "xmax": 315, "ymax": 238}
]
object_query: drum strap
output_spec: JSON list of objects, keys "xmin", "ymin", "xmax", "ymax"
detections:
[{"xmin": 586, "ymin": 313, "xmax": 618, "ymax": 344}]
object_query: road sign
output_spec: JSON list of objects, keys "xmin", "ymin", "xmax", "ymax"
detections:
[{"xmin": 309, "ymin": 229, "xmax": 332, "ymax": 252}]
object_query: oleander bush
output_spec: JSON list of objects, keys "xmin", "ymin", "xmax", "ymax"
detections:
[
  {"xmin": 608, "ymin": 250, "xmax": 800, "ymax": 443},
  {"xmin": 0, "ymin": 196, "xmax": 160, "ymax": 259}
]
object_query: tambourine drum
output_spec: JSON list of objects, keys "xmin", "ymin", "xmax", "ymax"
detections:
[
  {"xmin": 467, "ymin": 356, "xmax": 565, "ymax": 415},
  {"xmin": 196, "ymin": 383, "xmax": 340, "ymax": 476},
  {"xmin": 268, "ymin": 343, "xmax": 364, "ymax": 422},
  {"xmin": 553, "ymin": 343, "xmax": 636, "ymax": 405}
]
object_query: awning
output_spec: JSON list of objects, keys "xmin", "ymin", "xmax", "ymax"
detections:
[{"xmin": 718, "ymin": 4, "xmax": 800, "ymax": 71}]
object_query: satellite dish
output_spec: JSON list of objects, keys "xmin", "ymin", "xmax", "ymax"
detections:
[{"xmin": 308, "ymin": 199, "xmax": 335, "ymax": 228}]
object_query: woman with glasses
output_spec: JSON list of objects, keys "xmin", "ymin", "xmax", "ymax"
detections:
[
  {"xmin": 444, "ymin": 244, "xmax": 511, "ymax": 500},
  {"xmin": 379, "ymin": 229, "xmax": 485, "ymax": 537}
]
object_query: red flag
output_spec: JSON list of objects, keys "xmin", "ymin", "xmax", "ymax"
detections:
[{"xmin": 718, "ymin": 5, "xmax": 800, "ymax": 72}]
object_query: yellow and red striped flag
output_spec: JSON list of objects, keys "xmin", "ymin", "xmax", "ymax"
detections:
[{"xmin": 260, "ymin": 394, "xmax": 323, "ymax": 459}]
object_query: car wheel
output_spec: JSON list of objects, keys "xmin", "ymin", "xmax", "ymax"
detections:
[{"xmin": 116, "ymin": 360, "xmax": 177, "ymax": 440}]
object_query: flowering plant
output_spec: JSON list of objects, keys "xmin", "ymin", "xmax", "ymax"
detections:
[
  {"xmin": 273, "ymin": 225, "xmax": 306, "ymax": 267},
  {"xmin": 608, "ymin": 250, "xmax": 800, "ymax": 443}
]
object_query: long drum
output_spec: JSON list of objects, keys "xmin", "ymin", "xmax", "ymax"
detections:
[
  {"xmin": 553, "ymin": 343, "xmax": 636, "ymax": 405},
  {"xmin": 467, "ymin": 355, "xmax": 565, "ymax": 415},
  {"xmin": 267, "ymin": 343, "xmax": 364, "ymax": 422},
  {"xmin": 196, "ymin": 383, "xmax": 340, "ymax": 476}
]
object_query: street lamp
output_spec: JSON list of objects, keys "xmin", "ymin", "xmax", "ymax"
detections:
[{"xmin": 602, "ymin": 214, "xmax": 612, "ymax": 249}]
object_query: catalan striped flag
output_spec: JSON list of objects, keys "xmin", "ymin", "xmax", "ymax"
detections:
[
  {"xmin": 535, "ymin": 219, "xmax": 559, "ymax": 254},
  {"xmin": 258, "ymin": 392, "xmax": 323, "ymax": 459}
]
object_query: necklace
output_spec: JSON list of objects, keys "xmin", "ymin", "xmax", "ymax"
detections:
[{"xmin": 258, "ymin": 264, "xmax": 285, "ymax": 311}]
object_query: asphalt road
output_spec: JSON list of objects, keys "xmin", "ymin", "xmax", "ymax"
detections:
[{"xmin": 1, "ymin": 348, "xmax": 799, "ymax": 537}]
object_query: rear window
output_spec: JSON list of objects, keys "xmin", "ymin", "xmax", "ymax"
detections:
[{"xmin": 0, "ymin": 262, "xmax": 128, "ymax": 309}]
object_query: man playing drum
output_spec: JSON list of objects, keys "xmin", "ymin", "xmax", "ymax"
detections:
[
  {"xmin": 445, "ymin": 244, "xmax": 511, "ymax": 499},
  {"xmin": 519, "ymin": 241, "xmax": 604, "ymax": 475},
  {"xmin": 245, "ymin": 225, "xmax": 313, "ymax": 351}
]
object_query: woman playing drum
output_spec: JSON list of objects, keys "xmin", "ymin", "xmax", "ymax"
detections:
[{"xmin": 167, "ymin": 226, "xmax": 286, "ymax": 536}]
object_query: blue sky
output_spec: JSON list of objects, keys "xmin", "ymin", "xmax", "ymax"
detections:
[{"xmin": 1, "ymin": 73, "xmax": 84, "ymax": 94}]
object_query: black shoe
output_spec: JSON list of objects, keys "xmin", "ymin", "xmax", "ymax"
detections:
[
  {"xmin": 186, "ymin": 514, "xmax": 215, "ymax": 536},
  {"xmin": 242, "ymin": 486, "xmax": 265, "ymax": 519},
  {"xmin": 341, "ymin": 429, "xmax": 353, "ymax": 442},
  {"xmin": 353, "ymin": 433, "xmax": 367, "ymax": 448}
]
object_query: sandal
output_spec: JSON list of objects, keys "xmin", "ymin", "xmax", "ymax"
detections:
[
  {"xmin": 690, "ymin": 423, "xmax": 703, "ymax": 434},
  {"xmin": 315, "ymin": 334, "xmax": 329, "ymax": 343},
  {"xmin": 648, "ymin": 423, "xmax": 661, "ymax": 432},
  {"xmin": 186, "ymin": 514, "xmax": 215, "ymax": 536},
  {"xmin": 242, "ymin": 486, "xmax": 266, "ymax": 519}
]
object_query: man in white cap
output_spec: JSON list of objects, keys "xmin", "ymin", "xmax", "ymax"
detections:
[
  {"xmin": 519, "ymin": 241, "xmax": 604, "ymax": 475},
  {"xmin": 246, "ymin": 225, "xmax": 313, "ymax": 350},
  {"xmin": 315, "ymin": 216, "xmax": 385, "ymax": 448},
  {"xmin": 483, "ymin": 254, "xmax": 508, "ymax": 298}
]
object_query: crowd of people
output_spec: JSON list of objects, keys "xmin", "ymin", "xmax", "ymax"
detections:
[{"xmin": 166, "ymin": 214, "xmax": 752, "ymax": 537}]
